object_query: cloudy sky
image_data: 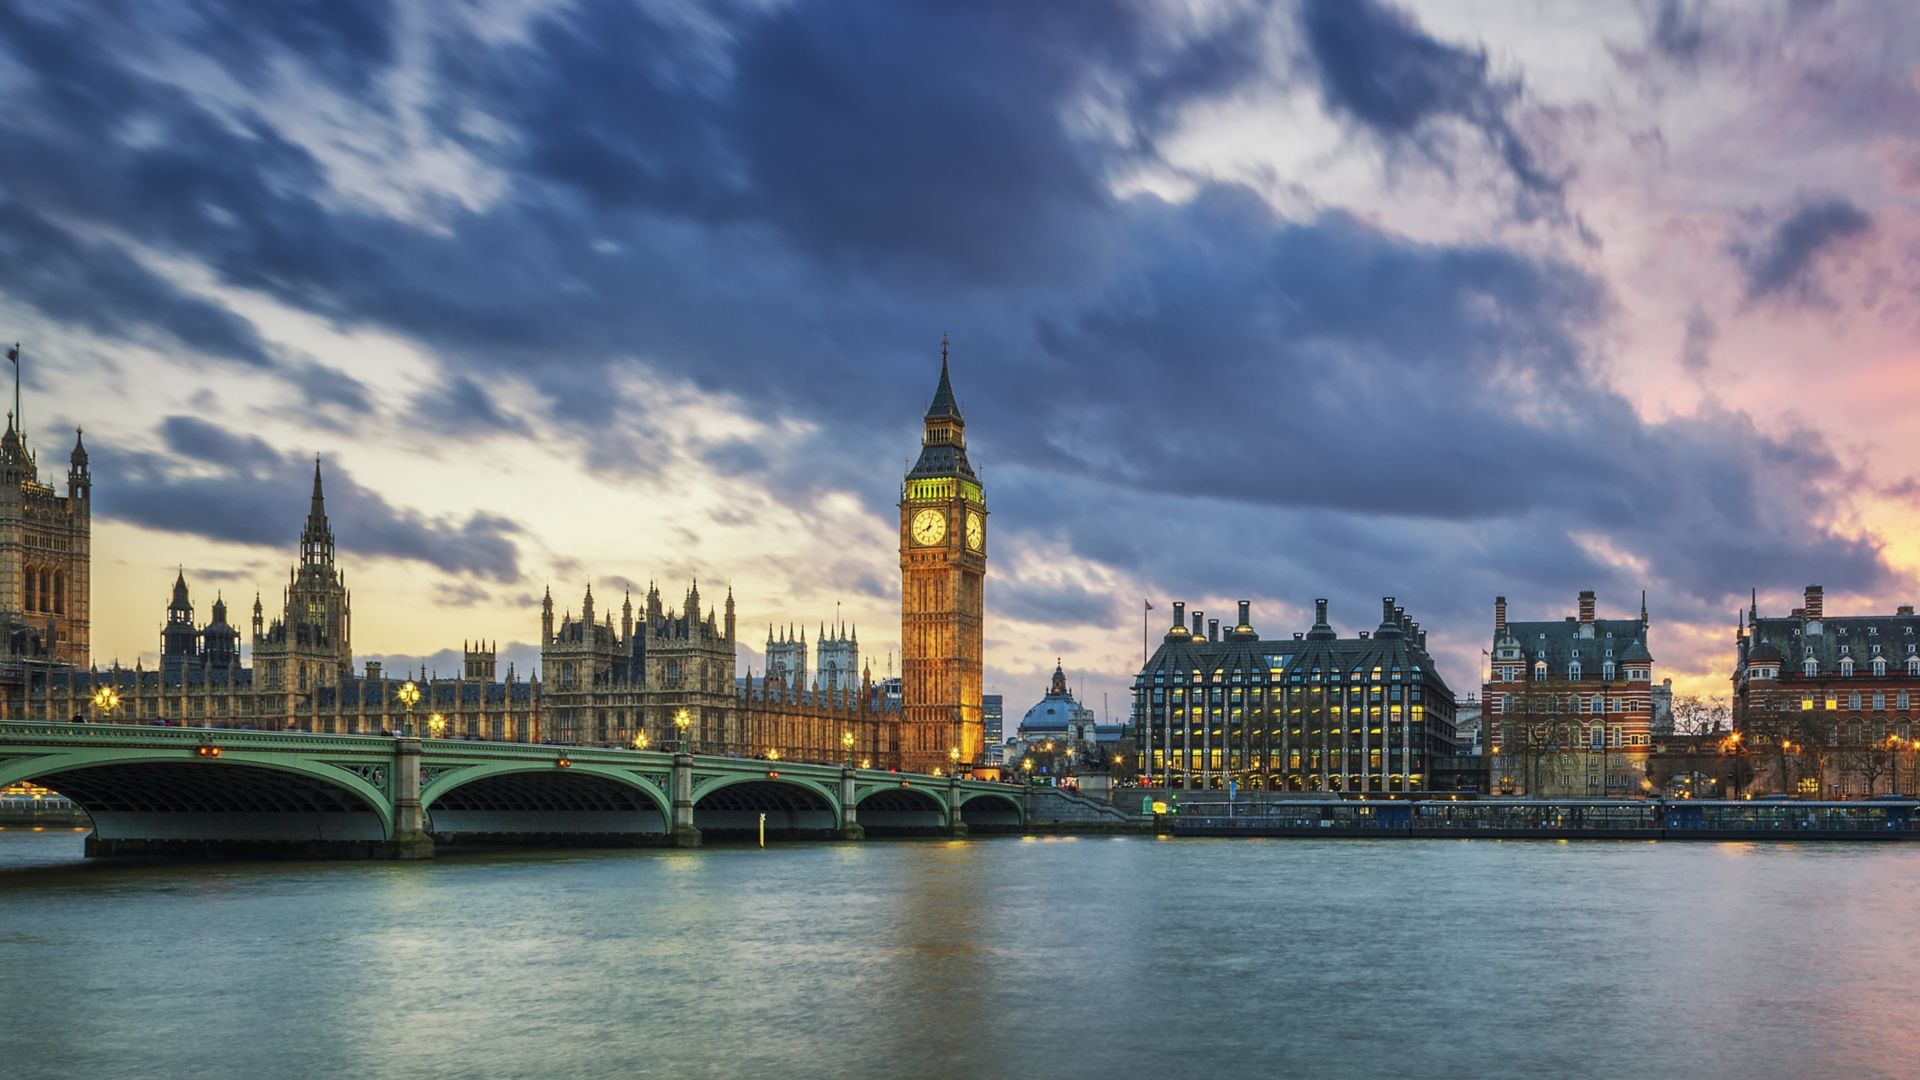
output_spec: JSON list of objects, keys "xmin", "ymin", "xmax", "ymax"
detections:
[{"xmin": 2, "ymin": 0, "xmax": 1916, "ymax": 716}]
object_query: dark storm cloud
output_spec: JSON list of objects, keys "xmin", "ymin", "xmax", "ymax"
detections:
[
  {"xmin": 185, "ymin": 0, "xmax": 397, "ymax": 98},
  {"xmin": 93, "ymin": 416, "xmax": 525, "ymax": 581},
  {"xmin": 0, "ymin": 202, "xmax": 278, "ymax": 369},
  {"xmin": 1296, "ymin": 0, "xmax": 1572, "ymax": 224},
  {"xmin": 0, "ymin": 0, "xmax": 1898, "ymax": 687},
  {"xmin": 409, "ymin": 373, "xmax": 527, "ymax": 438},
  {"xmin": 1732, "ymin": 195, "xmax": 1872, "ymax": 303}
]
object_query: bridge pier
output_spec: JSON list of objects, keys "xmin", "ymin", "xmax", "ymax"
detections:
[
  {"xmin": 671, "ymin": 751, "xmax": 702, "ymax": 848},
  {"xmin": 835, "ymin": 767, "xmax": 865, "ymax": 841},
  {"xmin": 946, "ymin": 776, "xmax": 968, "ymax": 837},
  {"xmin": 386, "ymin": 737, "xmax": 436, "ymax": 859}
]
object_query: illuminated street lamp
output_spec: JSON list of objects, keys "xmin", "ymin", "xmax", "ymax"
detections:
[
  {"xmin": 427, "ymin": 712, "xmax": 447, "ymax": 738},
  {"xmin": 767, "ymin": 747, "xmax": 781, "ymax": 762},
  {"xmin": 91, "ymin": 685, "xmax": 120, "ymax": 723},
  {"xmin": 395, "ymin": 680, "xmax": 421, "ymax": 737},
  {"xmin": 842, "ymin": 730, "xmax": 856, "ymax": 769},
  {"xmin": 1020, "ymin": 756, "xmax": 1034, "ymax": 782},
  {"xmin": 632, "ymin": 730, "xmax": 650, "ymax": 751},
  {"xmin": 674, "ymin": 708, "xmax": 693, "ymax": 754}
]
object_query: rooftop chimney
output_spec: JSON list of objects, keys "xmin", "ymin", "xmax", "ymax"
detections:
[
  {"xmin": 1578, "ymin": 590, "xmax": 1596, "ymax": 639},
  {"xmin": 1495, "ymin": 595, "xmax": 1507, "ymax": 634},
  {"xmin": 1315, "ymin": 598, "xmax": 1329, "ymax": 624},
  {"xmin": 1192, "ymin": 610, "xmax": 1204, "ymax": 638},
  {"xmin": 1804, "ymin": 585, "xmax": 1823, "ymax": 622},
  {"xmin": 1208, "ymin": 619, "xmax": 1219, "ymax": 642},
  {"xmin": 1237, "ymin": 600, "xmax": 1251, "ymax": 627},
  {"xmin": 1899, "ymin": 605, "xmax": 1915, "ymax": 617},
  {"xmin": 1172, "ymin": 601, "xmax": 1186, "ymax": 636}
]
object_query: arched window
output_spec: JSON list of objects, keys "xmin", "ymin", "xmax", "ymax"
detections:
[
  {"xmin": 52, "ymin": 571, "xmax": 63, "ymax": 615},
  {"xmin": 1850, "ymin": 690, "xmax": 1862, "ymax": 710},
  {"xmin": 1569, "ymin": 661, "xmax": 1582, "ymax": 681},
  {"xmin": 22, "ymin": 566, "xmax": 35, "ymax": 612},
  {"xmin": 1874, "ymin": 691, "xmax": 1886, "ymax": 711},
  {"xmin": 1901, "ymin": 691, "xmax": 1912, "ymax": 711}
]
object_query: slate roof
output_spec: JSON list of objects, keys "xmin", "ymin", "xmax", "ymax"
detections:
[
  {"xmin": 1495, "ymin": 617, "xmax": 1651, "ymax": 674},
  {"xmin": 1750, "ymin": 613, "xmax": 1920, "ymax": 674}
]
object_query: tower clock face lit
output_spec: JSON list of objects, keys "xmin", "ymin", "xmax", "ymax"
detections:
[
  {"xmin": 911, "ymin": 508, "xmax": 946, "ymax": 546},
  {"xmin": 965, "ymin": 510, "xmax": 984, "ymax": 552}
]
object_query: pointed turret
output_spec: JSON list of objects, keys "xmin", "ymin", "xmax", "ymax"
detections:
[
  {"xmin": 1049, "ymin": 658, "xmax": 1067, "ymax": 696},
  {"xmin": 907, "ymin": 335, "xmax": 977, "ymax": 481},
  {"xmin": 300, "ymin": 457, "xmax": 335, "ymax": 567},
  {"xmin": 67, "ymin": 426, "xmax": 89, "ymax": 500}
]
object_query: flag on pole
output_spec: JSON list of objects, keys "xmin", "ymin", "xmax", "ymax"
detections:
[
  {"xmin": 6, "ymin": 345, "xmax": 16, "ymax": 365},
  {"xmin": 1145, "ymin": 600, "xmax": 1154, "ymax": 610}
]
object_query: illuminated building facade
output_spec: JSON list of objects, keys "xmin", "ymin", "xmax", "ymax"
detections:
[
  {"xmin": 1134, "ymin": 597, "xmax": 1458, "ymax": 792},
  {"xmin": 1484, "ymin": 591, "xmax": 1655, "ymax": 796},
  {"xmin": 1734, "ymin": 585, "xmax": 1920, "ymax": 796},
  {"xmin": 899, "ymin": 341, "xmax": 987, "ymax": 773},
  {"xmin": 537, "ymin": 581, "xmax": 899, "ymax": 767},
  {"xmin": 0, "ymin": 418, "xmax": 90, "ymax": 669}
]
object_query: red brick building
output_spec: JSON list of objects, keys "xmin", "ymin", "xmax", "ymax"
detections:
[
  {"xmin": 1485, "ymin": 590, "xmax": 1655, "ymax": 796},
  {"xmin": 1733, "ymin": 585, "xmax": 1920, "ymax": 796}
]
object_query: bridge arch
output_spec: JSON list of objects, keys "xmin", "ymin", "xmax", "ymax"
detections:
[
  {"xmin": 0, "ymin": 747, "xmax": 394, "ymax": 847},
  {"xmin": 690, "ymin": 773, "xmax": 840, "ymax": 840},
  {"xmin": 422, "ymin": 762, "xmax": 670, "ymax": 842},
  {"xmin": 956, "ymin": 789, "xmax": 1025, "ymax": 833},
  {"xmin": 855, "ymin": 783, "xmax": 950, "ymax": 835}
]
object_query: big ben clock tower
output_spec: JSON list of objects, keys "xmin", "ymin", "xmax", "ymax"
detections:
[{"xmin": 900, "ymin": 336, "xmax": 986, "ymax": 775}]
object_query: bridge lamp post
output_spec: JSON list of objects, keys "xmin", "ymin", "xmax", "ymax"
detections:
[
  {"xmin": 396, "ymin": 681, "xmax": 421, "ymax": 737},
  {"xmin": 1021, "ymin": 757, "xmax": 1034, "ymax": 784},
  {"xmin": 427, "ymin": 712, "xmax": 447, "ymax": 739},
  {"xmin": 632, "ymin": 731, "xmax": 650, "ymax": 751},
  {"xmin": 842, "ymin": 730, "xmax": 856, "ymax": 769},
  {"xmin": 91, "ymin": 685, "xmax": 120, "ymax": 723},
  {"xmin": 675, "ymin": 708, "xmax": 692, "ymax": 754}
]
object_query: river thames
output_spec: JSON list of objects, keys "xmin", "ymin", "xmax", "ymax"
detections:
[{"xmin": 3, "ymin": 831, "xmax": 1917, "ymax": 1079}]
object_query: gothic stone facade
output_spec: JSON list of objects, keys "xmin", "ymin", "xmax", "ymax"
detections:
[{"xmin": 538, "ymin": 582, "xmax": 901, "ymax": 767}]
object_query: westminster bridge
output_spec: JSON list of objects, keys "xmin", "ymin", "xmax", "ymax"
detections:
[{"xmin": 0, "ymin": 722, "xmax": 1029, "ymax": 858}]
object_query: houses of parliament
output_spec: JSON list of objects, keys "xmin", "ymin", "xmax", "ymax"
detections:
[{"xmin": 6, "ymin": 351, "xmax": 988, "ymax": 774}]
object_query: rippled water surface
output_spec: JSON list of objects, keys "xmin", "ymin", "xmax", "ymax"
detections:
[{"xmin": 3, "ymin": 830, "xmax": 1918, "ymax": 1079}]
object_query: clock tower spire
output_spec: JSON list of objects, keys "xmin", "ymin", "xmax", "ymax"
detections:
[{"xmin": 900, "ymin": 335, "xmax": 987, "ymax": 775}]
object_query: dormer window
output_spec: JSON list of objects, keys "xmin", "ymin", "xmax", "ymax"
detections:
[
  {"xmin": 1870, "ymin": 627, "xmax": 1880, "ymax": 636},
  {"xmin": 1874, "ymin": 657, "xmax": 1887, "ymax": 676},
  {"xmin": 1805, "ymin": 657, "xmax": 1820, "ymax": 676},
  {"xmin": 1602, "ymin": 662, "xmax": 1616, "ymax": 680},
  {"xmin": 1840, "ymin": 657, "xmax": 1854, "ymax": 677},
  {"xmin": 1568, "ymin": 661, "xmax": 1582, "ymax": 680},
  {"xmin": 1534, "ymin": 661, "xmax": 1546, "ymax": 681},
  {"xmin": 1873, "ymin": 644, "xmax": 1882, "ymax": 655}
]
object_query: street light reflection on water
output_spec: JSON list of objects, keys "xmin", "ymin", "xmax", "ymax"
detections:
[{"xmin": 3, "ymin": 834, "xmax": 1920, "ymax": 1079}]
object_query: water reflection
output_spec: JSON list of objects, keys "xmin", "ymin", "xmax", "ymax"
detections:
[{"xmin": 4, "ymin": 833, "xmax": 1920, "ymax": 1080}]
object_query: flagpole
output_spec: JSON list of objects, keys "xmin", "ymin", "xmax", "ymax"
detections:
[{"xmin": 10, "ymin": 342, "xmax": 18, "ymax": 438}]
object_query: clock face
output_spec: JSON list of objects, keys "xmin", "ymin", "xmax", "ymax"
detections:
[
  {"xmin": 965, "ymin": 510, "xmax": 984, "ymax": 552},
  {"xmin": 911, "ymin": 508, "xmax": 947, "ymax": 546}
]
